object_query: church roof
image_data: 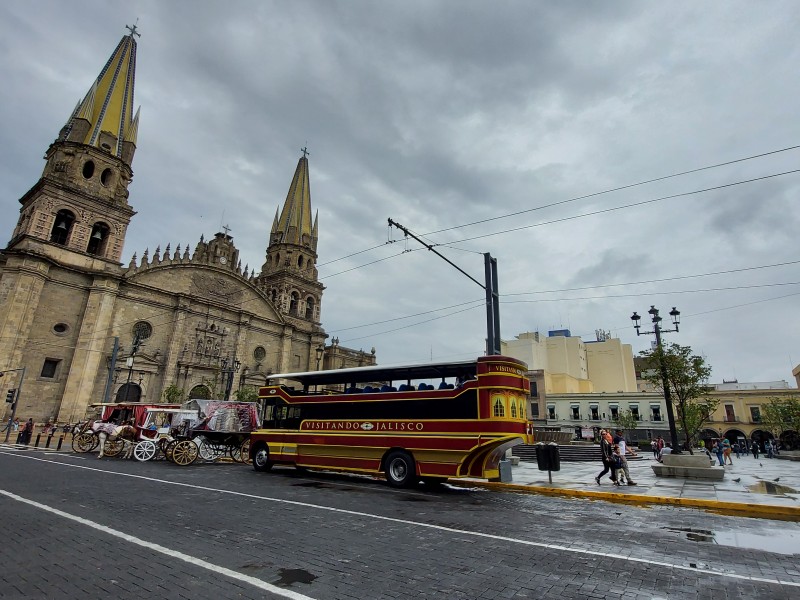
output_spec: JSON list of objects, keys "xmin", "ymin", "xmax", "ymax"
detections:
[
  {"xmin": 60, "ymin": 24, "xmax": 140, "ymax": 158},
  {"xmin": 272, "ymin": 151, "xmax": 316, "ymax": 245}
]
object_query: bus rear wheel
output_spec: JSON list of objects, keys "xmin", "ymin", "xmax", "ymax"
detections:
[
  {"xmin": 252, "ymin": 443, "xmax": 273, "ymax": 472},
  {"xmin": 385, "ymin": 451, "xmax": 415, "ymax": 488}
]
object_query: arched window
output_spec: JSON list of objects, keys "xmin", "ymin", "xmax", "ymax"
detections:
[
  {"xmin": 511, "ymin": 401, "xmax": 517, "ymax": 418},
  {"xmin": 270, "ymin": 289, "xmax": 278, "ymax": 304},
  {"xmin": 305, "ymin": 296, "xmax": 315, "ymax": 319},
  {"xmin": 189, "ymin": 385, "xmax": 211, "ymax": 400},
  {"xmin": 297, "ymin": 256, "xmax": 304, "ymax": 268},
  {"xmin": 115, "ymin": 383, "xmax": 141, "ymax": 402},
  {"xmin": 50, "ymin": 209, "xmax": 75, "ymax": 245},
  {"xmin": 492, "ymin": 395, "xmax": 505, "ymax": 418},
  {"xmin": 86, "ymin": 222, "xmax": 110, "ymax": 255},
  {"xmin": 290, "ymin": 292, "xmax": 299, "ymax": 315}
]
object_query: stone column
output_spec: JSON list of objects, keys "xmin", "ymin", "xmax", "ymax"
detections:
[{"xmin": 57, "ymin": 276, "xmax": 120, "ymax": 423}]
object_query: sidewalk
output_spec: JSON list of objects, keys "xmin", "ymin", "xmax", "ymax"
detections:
[{"xmin": 456, "ymin": 451, "xmax": 800, "ymax": 520}]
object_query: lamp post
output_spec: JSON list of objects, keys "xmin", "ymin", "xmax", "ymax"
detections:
[
  {"xmin": 315, "ymin": 345, "xmax": 324, "ymax": 371},
  {"xmin": 631, "ymin": 305, "xmax": 681, "ymax": 453},
  {"xmin": 123, "ymin": 356, "xmax": 134, "ymax": 403},
  {"xmin": 221, "ymin": 357, "xmax": 241, "ymax": 401}
]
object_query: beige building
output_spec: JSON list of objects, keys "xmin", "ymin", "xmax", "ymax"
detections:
[
  {"xmin": 0, "ymin": 28, "xmax": 374, "ymax": 426},
  {"xmin": 502, "ymin": 329, "xmax": 636, "ymax": 395},
  {"xmin": 505, "ymin": 329, "xmax": 798, "ymax": 449}
]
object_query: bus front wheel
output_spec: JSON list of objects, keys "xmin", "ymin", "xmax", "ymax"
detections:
[
  {"xmin": 385, "ymin": 451, "xmax": 415, "ymax": 488},
  {"xmin": 252, "ymin": 444, "xmax": 273, "ymax": 472}
]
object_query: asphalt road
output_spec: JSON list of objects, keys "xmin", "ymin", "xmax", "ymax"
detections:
[{"xmin": 1, "ymin": 447, "xmax": 798, "ymax": 600}]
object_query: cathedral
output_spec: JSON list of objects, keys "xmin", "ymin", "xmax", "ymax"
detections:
[{"xmin": 0, "ymin": 27, "xmax": 376, "ymax": 425}]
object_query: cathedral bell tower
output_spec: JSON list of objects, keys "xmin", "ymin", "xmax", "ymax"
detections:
[
  {"xmin": 256, "ymin": 149, "xmax": 324, "ymax": 323},
  {"xmin": 6, "ymin": 25, "xmax": 140, "ymax": 266}
]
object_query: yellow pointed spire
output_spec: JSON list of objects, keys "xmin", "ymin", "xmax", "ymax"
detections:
[
  {"xmin": 272, "ymin": 150, "xmax": 316, "ymax": 246},
  {"xmin": 60, "ymin": 25, "xmax": 140, "ymax": 160}
]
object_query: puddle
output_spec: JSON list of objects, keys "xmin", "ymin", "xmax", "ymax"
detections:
[
  {"xmin": 663, "ymin": 526, "xmax": 799, "ymax": 555},
  {"xmin": 747, "ymin": 481, "xmax": 797, "ymax": 495},
  {"xmin": 273, "ymin": 568, "xmax": 317, "ymax": 587}
]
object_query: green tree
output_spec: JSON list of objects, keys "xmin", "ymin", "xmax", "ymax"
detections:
[
  {"xmin": 162, "ymin": 384, "xmax": 185, "ymax": 405},
  {"xmin": 613, "ymin": 410, "xmax": 639, "ymax": 434},
  {"xmin": 234, "ymin": 386, "xmax": 259, "ymax": 403},
  {"xmin": 639, "ymin": 343, "xmax": 716, "ymax": 454},
  {"xmin": 761, "ymin": 396, "xmax": 800, "ymax": 440}
]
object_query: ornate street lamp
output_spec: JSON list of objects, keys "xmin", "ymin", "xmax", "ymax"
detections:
[{"xmin": 631, "ymin": 305, "xmax": 681, "ymax": 452}]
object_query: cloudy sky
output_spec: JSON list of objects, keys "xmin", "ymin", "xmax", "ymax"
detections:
[{"xmin": 1, "ymin": 1, "xmax": 798, "ymax": 385}]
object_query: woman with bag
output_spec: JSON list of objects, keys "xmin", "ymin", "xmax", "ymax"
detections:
[{"xmin": 595, "ymin": 429, "xmax": 618, "ymax": 485}]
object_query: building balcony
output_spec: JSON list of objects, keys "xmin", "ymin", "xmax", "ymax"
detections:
[
  {"xmin": 651, "ymin": 416, "xmax": 662, "ymax": 422},
  {"xmin": 750, "ymin": 419, "xmax": 762, "ymax": 424},
  {"xmin": 723, "ymin": 416, "xmax": 738, "ymax": 423}
]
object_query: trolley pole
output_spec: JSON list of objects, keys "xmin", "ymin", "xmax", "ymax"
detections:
[{"xmin": 388, "ymin": 219, "xmax": 502, "ymax": 355}]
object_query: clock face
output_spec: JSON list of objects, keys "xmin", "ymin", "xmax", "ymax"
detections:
[{"xmin": 219, "ymin": 256, "xmax": 227, "ymax": 265}]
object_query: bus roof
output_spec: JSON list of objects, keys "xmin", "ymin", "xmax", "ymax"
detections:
[{"xmin": 266, "ymin": 358, "xmax": 484, "ymax": 387}]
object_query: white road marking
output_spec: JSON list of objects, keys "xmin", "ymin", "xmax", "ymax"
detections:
[
  {"xmin": 2, "ymin": 450, "xmax": 799, "ymax": 588},
  {"xmin": 0, "ymin": 487, "xmax": 317, "ymax": 600}
]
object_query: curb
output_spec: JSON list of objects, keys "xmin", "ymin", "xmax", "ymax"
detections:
[{"xmin": 450, "ymin": 480, "xmax": 800, "ymax": 520}]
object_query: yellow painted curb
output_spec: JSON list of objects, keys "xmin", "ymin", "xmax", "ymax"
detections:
[{"xmin": 449, "ymin": 480, "xmax": 800, "ymax": 520}]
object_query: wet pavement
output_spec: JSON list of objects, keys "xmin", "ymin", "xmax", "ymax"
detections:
[{"xmin": 475, "ymin": 450, "xmax": 800, "ymax": 517}]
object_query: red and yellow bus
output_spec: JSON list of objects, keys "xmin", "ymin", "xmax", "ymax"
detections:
[{"xmin": 249, "ymin": 355, "xmax": 534, "ymax": 487}]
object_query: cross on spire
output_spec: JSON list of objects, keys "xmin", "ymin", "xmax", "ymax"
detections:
[
  {"xmin": 301, "ymin": 146, "xmax": 310, "ymax": 158},
  {"xmin": 126, "ymin": 19, "xmax": 141, "ymax": 38},
  {"xmin": 221, "ymin": 224, "xmax": 231, "ymax": 237}
]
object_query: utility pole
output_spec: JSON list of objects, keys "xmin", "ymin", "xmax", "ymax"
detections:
[{"xmin": 388, "ymin": 218, "xmax": 502, "ymax": 355}]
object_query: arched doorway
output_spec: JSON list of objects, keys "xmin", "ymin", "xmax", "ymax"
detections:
[
  {"xmin": 750, "ymin": 429, "xmax": 773, "ymax": 444},
  {"xmin": 115, "ymin": 383, "xmax": 141, "ymax": 403},
  {"xmin": 723, "ymin": 428, "xmax": 746, "ymax": 444},
  {"xmin": 699, "ymin": 428, "xmax": 718, "ymax": 448},
  {"xmin": 189, "ymin": 384, "xmax": 211, "ymax": 400}
]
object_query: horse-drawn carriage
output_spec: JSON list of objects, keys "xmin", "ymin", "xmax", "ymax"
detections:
[
  {"xmin": 72, "ymin": 400, "xmax": 258, "ymax": 466},
  {"xmin": 166, "ymin": 399, "xmax": 259, "ymax": 466},
  {"xmin": 71, "ymin": 403, "xmax": 181, "ymax": 458}
]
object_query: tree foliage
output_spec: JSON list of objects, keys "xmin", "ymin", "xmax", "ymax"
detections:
[
  {"xmin": 613, "ymin": 410, "xmax": 640, "ymax": 434},
  {"xmin": 234, "ymin": 386, "xmax": 259, "ymax": 403},
  {"xmin": 162, "ymin": 384, "xmax": 185, "ymax": 404},
  {"xmin": 761, "ymin": 396, "xmax": 800, "ymax": 435},
  {"xmin": 639, "ymin": 343, "xmax": 716, "ymax": 453}
]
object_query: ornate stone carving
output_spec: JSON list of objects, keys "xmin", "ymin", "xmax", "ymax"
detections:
[{"xmin": 190, "ymin": 273, "xmax": 242, "ymax": 303}]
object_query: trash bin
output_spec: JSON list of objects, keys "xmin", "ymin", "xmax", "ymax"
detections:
[
  {"xmin": 498, "ymin": 459, "xmax": 513, "ymax": 483},
  {"xmin": 535, "ymin": 442, "xmax": 561, "ymax": 482}
]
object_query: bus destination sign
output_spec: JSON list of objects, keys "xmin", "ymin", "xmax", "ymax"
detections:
[{"xmin": 302, "ymin": 420, "xmax": 425, "ymax": 432}]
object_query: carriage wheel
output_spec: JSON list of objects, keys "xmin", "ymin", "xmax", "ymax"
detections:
[
  {"xmin": 134, "ymin": 440, "xmax": 157, "ymax": 462},
  {"xmin": 156, "ymin": 438, "xmax": 172, "ymax": 460},
  {"xmin": 196, "ymin": 437, "xmax": 222, "ymax": 461},
  {"xmin": 172, "ymin": 440, "xmax": 199, "ymax": 466},
  {"xmin": 103, "ymin": 439, "xmax": 125, "ymax": 458},
  {"xmin": 72, "ymin": 432, "xmax": 96, "ymax": 453},
  {"xmin": 164, "ymin": 439, "xmax": 179, "ymax": 463},
  {"xmin": 237, "ymin": 438, "xmax": 251, "ymax": 464}
]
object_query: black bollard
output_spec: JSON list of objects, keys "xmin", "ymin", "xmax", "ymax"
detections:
[
  {"xmin": 57, "ymin": 436, "xmax": 64, "ymax": 451},
  {"xmin": 34, "ymin": 433, "xmax": 41, "ymax": 447},
  {"xmin": 45, "ymin": 434, "xmax": 53, "ymax": 448}
]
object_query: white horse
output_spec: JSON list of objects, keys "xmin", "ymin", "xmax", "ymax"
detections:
[{"xmin": 91, "ymin": 421, "xmax": 137, "ymax": 459}]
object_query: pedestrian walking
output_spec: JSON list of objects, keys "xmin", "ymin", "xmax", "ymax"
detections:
[
  {"xmin": 722, "ymin": 438, "xmax": 733, "ymax": 465},
  {"xmin": 612, "ymin": 429, "xmax": 637, "ymax": 485},
  {"xmin": 751, "ymin": 441, "xmax": 760, "ymax": 459},
  {"xmin": 595, "ymin": 429, "xmax": 617, "ymax": 485},
  {"xmin": 20, "ymin": 418, "xmax": 34, "ymax": 445},
  {"xmin": 733, "ymin": 441, "xmax": 741, "ymax": 459},
  {"xmin": 651, "ymin": 439, "xmax": 658, "ymax": 459},
  {"xmin": 712, "ymin": 440, "xmax": 725, "ymax": 466},
  {"xmin": 764, "ymin": 439, "xmax": 774, "ymax": 459}
]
